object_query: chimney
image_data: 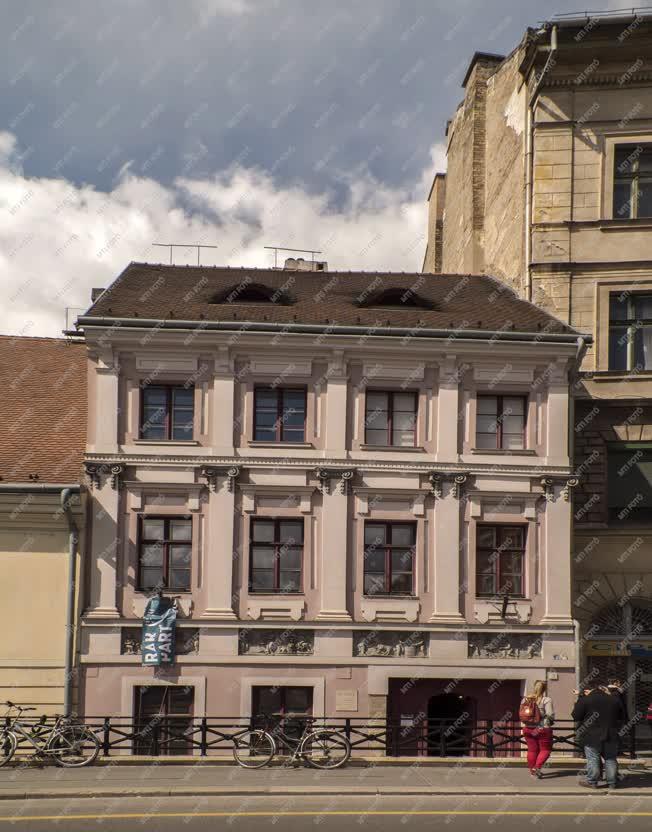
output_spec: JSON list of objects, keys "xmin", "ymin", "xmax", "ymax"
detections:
[
  {"xmin": 283, "ymin": 257, "xmax": 328, "ymax": 272},
  {"xmin": 91, "ymin": 287, "xmax": 105, "ymax": 302}
]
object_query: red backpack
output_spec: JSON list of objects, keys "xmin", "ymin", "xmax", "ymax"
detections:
[{"xmin": 519, "ymin": 696, "xmax": 542, "ymax": 726}]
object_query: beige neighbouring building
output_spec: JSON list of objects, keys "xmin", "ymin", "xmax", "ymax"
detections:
[
  {"xmin": 74, "ymin": 259, "xmax": 587, "ymax": 755},
  {"xmin": 423, "ymin": 11, "xmax": 652, "ymax": 729},
  {"xmin": 0, "ymin": 336, "xmax": 87, "ymax": 715}
]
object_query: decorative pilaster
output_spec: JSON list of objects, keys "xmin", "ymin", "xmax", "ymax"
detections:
[
  {"xmin": 92, "ymin": 350, "xmax": 120, "ymax": 454},
  {"xmin": 429, "ymin": 478, "xmax": 465, "ymax": 624},
  {"xmin": 212, "ymin": 348, "xmax": 235, "ymax": 453},
  {"xmin": 200, "ymin": 465, "xmax": 240, "ymax": 493},
  {"xmin": 428, "ymin": 472, "xmax": 467, "ymax": 500},
  {"xmin": 428, "ymin": 472, "xmax": 443, "ymax": 498},
  {"xmin": 201, "ymin": 472, "xmax": 238, "ymax": 620},
  {"xmin": 540, "ymin": 479, "xmax": 574, "ymax": 626},
  {"xmin": 85, "ymin": 475, "xmax": 121, "ymax": 619},
  {"xmin": 540, "ymin": 476, "xmax": 555, "ymax": 502},
  {"xmin": 325, "ymin": 351, "xmax": 347, "ymax": 454},
  {"xmin": 545, "ymin": 359, "xmax": 570, "ymax": 466},
  {"xmin": 562, "ymin": 476, "xmax": 579, "ymax": 501},
  {"xmin": 451, "ymin": 474, "xmax": 467, "ymax": 499},
  {"xmin": 85, "ymin": 462, "xmax": 124, "ymax": 491},
  {"xmin": 315, "ymin": 468, "xmax": 352, "ymax": 622},
  {"xmin": 314, "ymin": 468, "xmax": 355, "ymax": 496},
  {"xmin": 436, "ymin": 356, "xmax": 461, "ymax": 463}
]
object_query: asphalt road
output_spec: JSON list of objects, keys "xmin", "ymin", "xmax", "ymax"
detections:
[{"xmin": 2, "ymin": 795, "xmax": 652, "ymax": 830}]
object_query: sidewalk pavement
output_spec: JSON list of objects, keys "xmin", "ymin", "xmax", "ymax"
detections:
[{"xmin": 1, "ymin": 760, "xmax": 652, "ymax": 800}]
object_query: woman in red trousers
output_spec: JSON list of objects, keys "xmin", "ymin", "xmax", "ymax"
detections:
[{"xmin": 521, "ymin": 680, "xmax": 555, "ymax": 778}]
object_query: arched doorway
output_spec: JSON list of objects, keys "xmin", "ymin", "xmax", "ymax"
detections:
[
  {"xmin": 427, "ymin": 694, "xmax": 474, "ymax": 756},
  {"xmin": 585, "ymin": 602, "xmax": 652, "ymax": 730}
]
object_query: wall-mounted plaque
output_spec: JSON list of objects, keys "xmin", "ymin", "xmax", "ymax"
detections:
[
  {"xmin": 238, "ymin": 628, "xmax": 314, "ymax": 655},
  {"xmin": 353, "ymin": 631, "xmax": 428, "ymax": 658},
  {"xmin": 335, "ymin": 690, "xmax": 358, "ymax": 712},
  {"xmin": 468, "ymin": 633, "xmax": 542, "ymax": 659}
]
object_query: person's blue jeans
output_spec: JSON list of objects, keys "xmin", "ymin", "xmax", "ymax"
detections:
[{"xmin": 585, "ymin": 741, "xmax": 619, "ymax": 786}]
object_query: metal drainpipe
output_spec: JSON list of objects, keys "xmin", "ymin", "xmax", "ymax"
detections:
[
  {"xmin": 573, "ymin": 619, "xmax": 582, "ymax": 690},
  {"xmin": 61, "ymin": 488, "xmax": 79, "ymax": 718},
  {"xmin": 526, "ymin": 24, "xmax": 558, "ymax": 302},
  {"xmin": 570, "ymin": 339, "xmax": 587, "ymax": 693}
]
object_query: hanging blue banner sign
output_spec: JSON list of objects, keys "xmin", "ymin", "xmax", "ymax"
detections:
[{"xmin": 142, "ymin": 597, "xmax": 177, "ymax": 666}]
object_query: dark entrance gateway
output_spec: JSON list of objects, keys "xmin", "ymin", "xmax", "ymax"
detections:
[
  {"xmin": 388, "ymin": 678, "xmax": 522, "ymax": 757},
  {"xmin": 427, "ymin": 693, "xmax": 474, "ymax": 756}
]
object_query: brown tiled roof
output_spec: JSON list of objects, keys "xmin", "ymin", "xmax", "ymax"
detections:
[
  {"xmin": 83, "ymin": 263, "xmax": 577, "ymax": 335},
  {"xmin": 0, "ymin": 336, "xmax": 87, "ymax": 484}
]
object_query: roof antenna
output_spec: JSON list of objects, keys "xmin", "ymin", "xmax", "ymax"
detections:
[
  {"xmin": 153, "ymin": 243, "xmax": 218, "ymax": 266},
  {"xmin": 264, "ymin": 246, "xmax": 322, "ymax": 269}
]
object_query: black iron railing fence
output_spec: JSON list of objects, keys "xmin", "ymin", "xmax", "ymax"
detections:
[{"xmin": 4, "ymin": 715, "xmax": 651, "ymax": 758}]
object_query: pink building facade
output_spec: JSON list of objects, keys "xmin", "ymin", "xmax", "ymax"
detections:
[{"xmin": 77, "ymin": 263, "xmax": 587, "ymax": 749}]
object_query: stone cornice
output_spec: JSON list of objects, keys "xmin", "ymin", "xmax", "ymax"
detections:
[
  {"xmin": 542, "ymin": 72, "xmax": 652, "ymax": 89},
  {"xmin": 84, "ymin": 452, "xmax": 573, "ymax": 478}
]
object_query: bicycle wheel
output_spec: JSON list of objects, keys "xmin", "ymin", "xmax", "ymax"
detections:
[
  {"xmin": 47, "ymin": 725, "xmax": 100, "ymax": 768},
  {"xmin": 233, "ymin": 729, "xmax": 275, "ymax": 769},
  {"xmin": 300, "ymin": 730, "xmax": 351, "ymax": 770},
  {"xmin": 0, "ymin": 730, "xmax": 17, "ymax": 768}
]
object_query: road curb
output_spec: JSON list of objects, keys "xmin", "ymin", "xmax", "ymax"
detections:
[
  {"xmin": 1, "ymin": 786, "xmax": 652, "ymax": 801},
  {"xmin": 11, "ymin": 755, "xmax": 646, "ymax": 767}
]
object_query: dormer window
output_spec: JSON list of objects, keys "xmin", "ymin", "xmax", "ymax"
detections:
[
  {"xmin": 210, "ymin": 283, "xmax": 293, "ymax": 305},
  {"xmin": 358, "ymin": 287, "xmax": 433, "ymax": 309}
]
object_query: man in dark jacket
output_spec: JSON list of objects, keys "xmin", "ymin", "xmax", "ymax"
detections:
[{"xmin": 572, "ymin": 687, "xmax": 626, "ymax": 789}]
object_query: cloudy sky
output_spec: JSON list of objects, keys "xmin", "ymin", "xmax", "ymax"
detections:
[{"xmin": 1, "ymin": 1, "xmax": 614, "ymax": 336}]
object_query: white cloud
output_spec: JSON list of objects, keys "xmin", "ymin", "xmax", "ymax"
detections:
[
  {"xmin": 0, "ymin": 131, "xmax": 446, "ymax": 337},
  {"xmin": 192, "ymin": 0, "xmax": 254, "ymax": 18},
  {"xmin": 0, "ymin": 132, "xmax": 18, "ymax": 166}
]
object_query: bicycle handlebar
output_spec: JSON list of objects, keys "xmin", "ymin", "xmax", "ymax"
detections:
[{"xmin": 3, "ymin": 701, "xmax": 36, "ymax": 713}]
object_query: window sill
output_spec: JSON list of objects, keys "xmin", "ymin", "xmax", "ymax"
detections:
[
  {"xmin": 362, "ymin": 594, "xmax": 417, "ymax": 599},
  {"xmin": 470, "ymin": 448, "xmax": 536, "ymax": 455},
  {"xmin": 588, "ymin": 371, "xmax": 652, "ymax": 382},
  {"xmin": 248, "ymin": 592, "xmax": 305, "ymax": 597},
  {"xmin": 599, "ymin": 218, "xmax": 652, "ymax": 231},
  {"xmin": 359, "ymin": 444, "xmax": 425, "ymax": 452},
  {"xmin": 134, "ymin": 439, "xmax": 200, "ymax": 446},
  {"xmin": 248, "ymin": 441, "xmax": 314, "ymax": 448},
  {"xmin": 136, "ymin": 590, "xmax": 192, "ymax": 595}
]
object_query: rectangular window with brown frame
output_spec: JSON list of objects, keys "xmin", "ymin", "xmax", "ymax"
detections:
[
  {"xmin": 475, "ymin": 525, "xmax": 526, "ymax": 598},
  {"xmin": 363, "ymin": 521, "xmax": 416, "ymax": 596},
  {"xmin": 138, "ymin": 516, "xmax": 192, "ymax": 592},
  {"xmin": 364, "ymin": 390, "xmax": 417, "ymax": 447},
  {"xmin": 476, "ymin": 395, "xmax": 526, "ymax": 450},
  {"xmin": 249, "ymin": 518, "xmax": 304, "ymax": 593},
  {"xmin": 254, "ymin": 387, "xmax": 306, "ymax": 443},
  {"xmin": 613, "ymin": 144, "xmax": 652, "ymax": 219},
  {"xmin": 140, "ymin": 385, "xmax": 195, "ymax": 441},
  {"xmin": 134, "ymin": 685, "xmax": 194, "ymax": 755}
]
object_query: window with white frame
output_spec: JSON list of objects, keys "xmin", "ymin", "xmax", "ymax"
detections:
[
  {"xmin": 609, "ymin": 293, "xmax": 652, "ymax": 371},
  {"xmin": 613, "ymin": 144, "xmax": 652, "ymax": 219}
]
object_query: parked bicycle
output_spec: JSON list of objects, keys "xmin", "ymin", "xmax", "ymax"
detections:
[
  {"xmin": 233, "ymin": 714, "xmax": 351, "ymax": 770},
  {"xmin": 0, "ymin": 701, "xmax": 100, "ymax": 768}
]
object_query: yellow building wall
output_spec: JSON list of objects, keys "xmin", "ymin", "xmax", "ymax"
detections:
[{"xmin": 0, "ymin": 496, "xmax": 83, "ymax": 715}]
